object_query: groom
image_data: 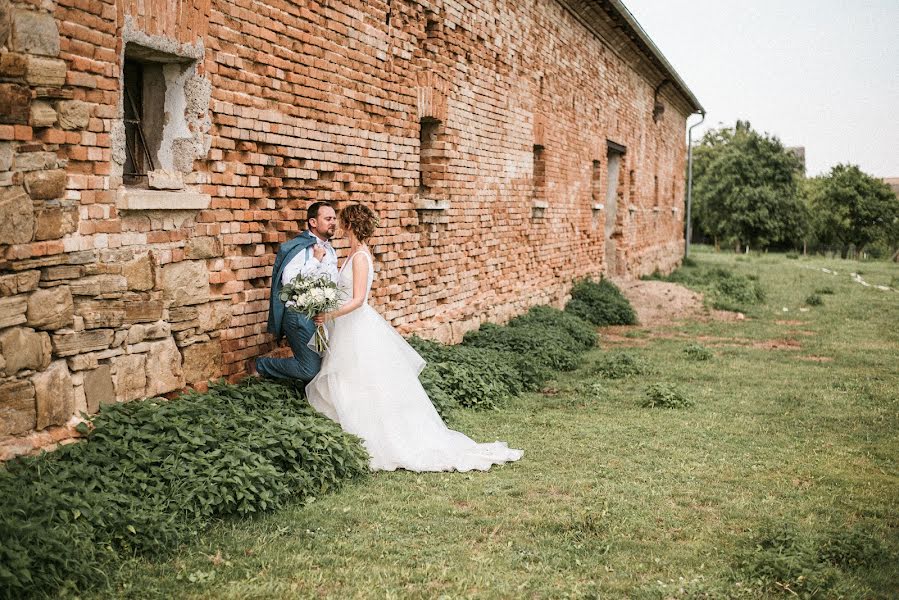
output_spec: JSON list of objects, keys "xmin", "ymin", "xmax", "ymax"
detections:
[{"xmin": 258, "ymin": 201, "xmax": 339, "ymax": 383}]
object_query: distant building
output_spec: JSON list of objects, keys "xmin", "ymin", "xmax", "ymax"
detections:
[{"xmin": 786, "ymin": 146, "xmax": 806, "ymax": 174}]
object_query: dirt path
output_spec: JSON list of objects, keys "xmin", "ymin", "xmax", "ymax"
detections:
[{"xmin": 611, "ymin": 279, "xmax": 743, "ymax": 328}]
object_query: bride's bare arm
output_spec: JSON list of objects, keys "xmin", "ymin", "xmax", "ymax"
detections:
[{"xmin": 316, "ymin": 253, "xmax": 369, "ymax": 323}]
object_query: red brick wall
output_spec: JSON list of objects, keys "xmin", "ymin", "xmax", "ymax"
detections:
[{"xmin": 0, "ymin": 0, "xmax": 693, "ymax": 455}]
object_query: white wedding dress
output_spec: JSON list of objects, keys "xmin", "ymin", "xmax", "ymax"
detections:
[{"xmin": 305, "ymin": 251, "xmax": 523, "ymax": 472}]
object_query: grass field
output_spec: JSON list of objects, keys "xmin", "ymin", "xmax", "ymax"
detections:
[{"xmin": 91, "ymin": 249, "xmax": 897, "ymax": 599}]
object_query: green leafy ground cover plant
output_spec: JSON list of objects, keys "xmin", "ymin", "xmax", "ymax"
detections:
[
  {"xmin": 564, "ymin": 278, "xmax": 638, "ymax": 326},
  {"xmin": 642, "ymin": 383, "xmax": 692, "ymax": 409},
  {"xmin": 590, "ymin": 351, "xmax": 650, "ymax": 379},
  {"xmin": 683, "ymin": 341, "xmax": 713, "ymax": 361},
  {"xmin": 411, "ymin": 306, "xmax": 596, "ymax": 416},
  {"xmin": 0, "ymin": 379, "xmax": 368, "ymax": 599}
]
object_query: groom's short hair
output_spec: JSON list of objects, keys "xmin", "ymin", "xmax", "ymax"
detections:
[{"xmin": 306, "ymin": 201, "xmax": 335, "ymax": 227}]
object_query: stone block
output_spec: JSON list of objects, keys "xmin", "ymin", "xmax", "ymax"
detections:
[
  {"xmin": 0, "ymin": 141, "xmax": 13, "ymax": 171},
  {"xmin": 0, "ymin": 52, "xmax": 27, "ymax": 78},
  {"xmin": 197, "ymin": 300, "xmax": 232, "ymax": 332},
  {"xmin": 0, "ymin": 186, "xmax": 33, "ymax": 245},
  {"xmin": 145, "ymin": 338, "xmax": 184, "ymax": 396},
  {"xmin": 51, "ymin": 328, "xmax": 113, "ymax": 356},
  {"xmin": 160, "ymin": 260, "xmax": 210, "ymax": 307},
  {"xmin": 83, "ymin": 364, "xmax": 113, "ymax": 413},
  {"xmin": 34, "ymin": 203, "xmax": 78, "ymax": 240},
  {"xmin": 185, "ymin": 236, "xmax": 223, "ymax": 259},
  {"xmin": 26, "ymin": 285, "xmax": 73, "ymax": 330},
  {"xmin": 41, "ymin": 265, "xmax": 83, "ymax": 281},
  {"xmin": 181, "ymin": 340, "xmax": 221, "ymax": 385},
  {"xmin": 123, "ymin": 299, "xmax": 164, "ymax": 323},
  {"xmin": 69, "ymin": 274, "xmax": 128, "ymax": 296},
  {"xmin": 25, "ymin": 56, "xmax": 66, "ymax": 86},
  {"xmin": 0, "ymin": 83, "xmax": 30, "ymax": 124},
  {"xmin": 13, "ymin": 150, "xmax": 58, "ymax": 171},
  {"xmin": 0, "ymin": 270, "xmax": 40, "ymax": 296},
  {"xmin": 169, "ymin": 305, "xmax": 199, "ymax": 322},
  {"xmin": 125, "ymin": 320, "xmax": 170, "ymax": 344},
  {"xmin": 0, "ymin": 296, "xmax": 27, "ymax": 328},
  {"xmin": 0, "ymin": 0, "xmax": 10, "ymax": 48},
  {"xmin": 32, "ymin": 360, "xmax": 73, "ymax": 429},
  {"xmin": 147, "ymin": 169, "xmax": 184, "ymax": 190},
  {"xmin": 56, "ymin": 100, "xmax": 90, "ymax": 130},
  {"xmin": 10, "ymin": 8, "xmax": 60, "ymax": 57},
  {"xmin": 110, "ymin": 353, "xmax": 146, "ymax": 402},
  {"xmin": 123, "ymin": 254, "xmax": 155, "ymax": 291},
  {"xmin": 0, "ymin": 327, "xmax": 51, "ymax": 375},
  {"xmin": 30, "ymin": 101, "xmax": 56, "ymax": 128},
  {"xmin": 24, "ymin": 169, "xmax": 66, "ymax": 200},
  {"xmin": 74, "ymin": 299, "xmax": 124, "ymax": 329},
  {"xmin": 0, "ymin": 380, "xmax": 36, "ymax": 436}
]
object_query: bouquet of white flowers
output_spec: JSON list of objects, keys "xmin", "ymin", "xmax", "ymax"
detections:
[{"xmin": 279, "ymin": 273, "xmax": 343, "ymax": 354}]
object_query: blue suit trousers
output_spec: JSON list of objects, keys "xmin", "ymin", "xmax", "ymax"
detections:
[{"xmin": 256, "ymin": 311, "xmax": 322, "ymax": 384}]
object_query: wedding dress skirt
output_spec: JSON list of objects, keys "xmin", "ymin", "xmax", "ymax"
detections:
[{"xmin": 305, "ymin": 302, "xmax": 523, "ymax": 472}]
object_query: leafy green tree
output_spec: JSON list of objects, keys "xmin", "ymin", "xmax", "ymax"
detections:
[
  {"xmin": 803, "ymin": 164, "xmax": 899, "ymax": 257},
  {"xmin": 691, "ymin": 121, "xmax": 806, "ymax": 251}
]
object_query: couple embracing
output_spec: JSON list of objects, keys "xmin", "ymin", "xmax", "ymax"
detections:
[{"xmin": 259, "ymin": 202, "xmax": 522, "ymax": 472}]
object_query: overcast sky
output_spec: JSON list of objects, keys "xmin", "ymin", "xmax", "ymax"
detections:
[{"xmin": 622, "ymin": 0, "xmax": 899, "ymax": 178}]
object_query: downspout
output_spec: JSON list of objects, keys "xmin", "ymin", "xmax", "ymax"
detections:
[{"xmin": 685, "ymin": 110, "xmax": 705, "ymax": 258}]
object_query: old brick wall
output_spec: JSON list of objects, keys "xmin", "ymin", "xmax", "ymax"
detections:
[{"xmin": 0, "ymin": 0, "xmax": 695, "ymax": 456}]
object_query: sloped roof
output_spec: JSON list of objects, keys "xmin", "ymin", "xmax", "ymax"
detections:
[{"xmin": 559, "ymin": 0, "xmax": 705, "ymax": 114}]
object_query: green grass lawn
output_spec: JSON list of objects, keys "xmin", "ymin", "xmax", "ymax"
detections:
[{"xmin": 92, "ymin": 250, "xmax": 897, "ymax": 599}]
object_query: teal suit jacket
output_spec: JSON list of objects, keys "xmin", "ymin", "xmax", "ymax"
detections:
[{"xmin": 267, "ymin": 230, "xmax": 317, "ymax": 340}]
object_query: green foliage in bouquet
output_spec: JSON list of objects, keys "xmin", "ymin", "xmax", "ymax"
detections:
[
  {"xmin": 0, "ymin": 378, "xmax": 368, "ymax": 599},
  {"xmin": 564, "ymin": 278, "xmax": 638, "ymax": 327}
]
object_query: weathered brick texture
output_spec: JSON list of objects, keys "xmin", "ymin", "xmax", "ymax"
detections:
[{"xmin": 0, "ymin": 0, "xmax": 700, "ymax": 457}]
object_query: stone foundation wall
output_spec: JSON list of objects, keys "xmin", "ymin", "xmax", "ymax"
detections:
[{"xmin": 0, "ymin": 0, "xmax": 696, "ymax": 457}]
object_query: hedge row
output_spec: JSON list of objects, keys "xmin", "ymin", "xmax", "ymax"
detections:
[
  {"xmin": 413, "ymin": 278, "xmax": 636, "ymax": 417},
  {"xmin": 0, "ymin": 379, "xmax": 369, "ymax": 598}
]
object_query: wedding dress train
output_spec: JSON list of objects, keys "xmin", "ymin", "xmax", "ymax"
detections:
[{"xmin": 305, "ymin": 252, "xmax": 523, "ymax": 472}]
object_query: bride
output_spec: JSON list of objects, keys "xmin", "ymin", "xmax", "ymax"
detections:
[{"xmin": 306, "ymin": 204, "xmax": 523, "ymax": 472}]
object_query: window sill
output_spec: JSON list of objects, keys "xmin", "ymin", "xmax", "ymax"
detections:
[
  {"xmin": 116, "ymin": 187, "xmax": 211, "ymax": 210},
  {"xmin": 413, "ymin": 197, "xmax": 450, "ymax": 211}
]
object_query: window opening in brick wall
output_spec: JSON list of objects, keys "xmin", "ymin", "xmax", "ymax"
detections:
[
  {"xmin": 419, "ymin": 117, "xmax": 442, "ymax": 196},
  {"xmin": 532, "ymin": 144, "xmax": 547, "ymax": 218},
  {"xmin": 654, "ymin": 174, "xmax": 659, "ymax": 208},
  {"xmin": 591, "ymin": 160, "xmax": 602, "ymax": 204},
  {"xmin": 122, "ymin": 59, "xmax": 154, "ymax": 185},
  {"xmin": 605, "ymin": 147, "xmax": 622, "ymax": 239}
]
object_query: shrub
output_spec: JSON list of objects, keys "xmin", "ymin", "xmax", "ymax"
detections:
[
  {"xmin": 649, "ymin": 264, "xmax": 765, "ymax": 312},
  {"xmin": 683, "ymin": 342, "xmax": 713, "ymax": 361},
  {"xmin": 805, "ymin": 293, "xmax": 823, "ymax": 306},
  {"xmin": 463, "ymin": 322, "xmax": 582, "ymax": 372},
  {"xmin": 814, "ymin": 286, "xmax": 834, "ymax": 295},
  {"xmin": 0, "ymin": 379, "xmax": 369, "ymax": 598},
  {"xmin": 642, "ymin": 383, "xmax": 692, "ymax": 408},
  {"xmin": 786, "ymin": 251, "xmax": 800, "ymax": 259},
  {"xmin": 591, "ymin": 351, "xmax": 649, "ymax": 379},
  {"xmin": 508, "ymin": 305, "xmax": 597, "ymax": 353},
  {"xmin": 565, "ymin": 278, "xmax": 637, "ymax": 327}
]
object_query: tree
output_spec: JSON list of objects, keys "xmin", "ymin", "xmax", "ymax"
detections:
[
  {"xmin": 691, "ymin": 121, "xmax": 806, "ymax": 251},
  {"xmin": 803, "ymin": 164, "xmax": 899, "ymax": 258}
]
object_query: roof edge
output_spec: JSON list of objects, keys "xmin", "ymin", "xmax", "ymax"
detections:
[
  {"xmin": 608, "ymin": 0, "xmax": 704, "ymax": 113},
  {"xmin": 559, "ymin": 0, "xmax": 705, "ymax": 114}
]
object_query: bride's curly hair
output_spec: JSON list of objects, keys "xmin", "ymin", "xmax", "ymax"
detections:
[{"xmin": 339, "ymin": 203, "xmax": 379, "ymax": 243}]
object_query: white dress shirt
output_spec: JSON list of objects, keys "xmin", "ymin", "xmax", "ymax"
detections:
[{"xmin": 281, "ymin": 232, "xmax": 339, "ymax": 285}]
